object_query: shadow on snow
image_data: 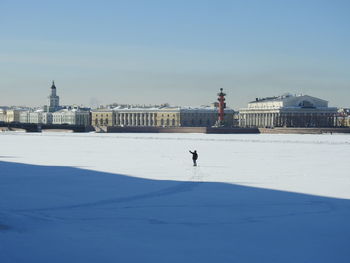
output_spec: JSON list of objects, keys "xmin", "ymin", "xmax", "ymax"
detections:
[{"xmin": 0, "ymin": 160, "xmax": 349, "ymax": 263}]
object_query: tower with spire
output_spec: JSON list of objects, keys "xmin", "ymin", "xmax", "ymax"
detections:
[{"xmin": 47, "ymin": 81, "xmax": 60, "ymax": 112}]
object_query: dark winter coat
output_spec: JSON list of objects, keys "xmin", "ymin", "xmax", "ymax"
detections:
[{"xmin": 189, "ymin": 151, "xmax": 198, "ymax": 160}]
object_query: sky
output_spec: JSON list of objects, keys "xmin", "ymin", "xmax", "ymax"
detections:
[{"xmin": 0, "ymin": 0, "xmax": 349, "ymax": 108}]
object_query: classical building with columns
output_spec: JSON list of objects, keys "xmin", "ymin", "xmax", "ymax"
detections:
[
  {"xmin": 114, "ymin": 107, "xmax": 178, "ymax": 127},
  {"xmin": 113, "ymin": 106, "xmax": 234, "ymax": 127},
  {"xmin": 239, "ymin": 94, "xmax": 337, "ymax": 128},
  {"xmin": 91, "ymin": 106, "xmax": 234, "ymax": 128}
]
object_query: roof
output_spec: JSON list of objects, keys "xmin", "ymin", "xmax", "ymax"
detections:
[
  {"xmin": 110, "ymin": 106, "xmax": 234, "ymax": 113},
  {"xmin": 249, "ymin": 94, "xmax": 328, "ymax": 104},
  {"xmin": 249, "ymin": 94, "xmax": 291, "ymax": 103}
]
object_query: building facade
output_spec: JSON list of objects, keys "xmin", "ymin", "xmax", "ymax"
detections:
[
  {"xmin": 19, "ymin": 111, "xmax": 30, "ymax": 123},
  {"xmin": 179, "ymin": 107, "xmax": 234, "ymax": 127},
  {"xmin": 336, "ymin": 108, "xmax": 350, "ymax": 127},
  {"xmin": 5, "ymin": 109, "xmax": 23, "ymax": 123},
  {"xmin": 18, "ymin": 111, "xmax": 53, "ymax": 124},
  {"xmin": 29, "ymin": 112, "xmax": 43, "ymax": 124},
  {"xmin": 0, "ymin": 109, "xmax": 7, "ymax": 122},
  {"xmin": 114, "ymin": 107, "xmax": 176, "ymax": 127},
  {"xmin": 91, "ymin": 109, "xmax": 116, "ymax": 126},
  {"xmin": 52, "ymin": 107, "xmax": 90, "ymax": 126},
  {"xmin": 239, "ymin": 94, "xmax": 338, "ymax": 128},
  {"xmin": 42, "ymin": 112, "xmax": 53, "ymax": 124},
  {"xmin": 91, "ymin": 106, "xmax": 235, "ymax": 127}
]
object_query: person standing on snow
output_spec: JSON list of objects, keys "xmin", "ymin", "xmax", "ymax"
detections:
[{"xmin": 189, "ymin": 150, "xmax": 198, "ymax": 166}]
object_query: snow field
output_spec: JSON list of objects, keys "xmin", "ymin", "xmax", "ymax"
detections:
[{"xmin": 0, "ymin": 132, "xmax": 350, "ymax": 263}]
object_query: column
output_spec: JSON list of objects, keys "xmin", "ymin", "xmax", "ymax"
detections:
[
  {"xmin": 131, "ymin": 113, "xmax": 135, "ymax": 126},
  {"xmin": 128, "ymin": 113, "xmax": 131, "ymax": 126}
]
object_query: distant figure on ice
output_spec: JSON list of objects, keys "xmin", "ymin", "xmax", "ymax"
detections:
[{"xmin": 189, "ymin": 150, "xmax": 198, "ymax": 166}]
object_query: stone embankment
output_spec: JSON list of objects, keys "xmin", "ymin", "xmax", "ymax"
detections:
[
  {"xmin": 105, "ymin": 126, "xmax": 350, "ymax": 134},
  {"xmin": 106, "ymin": 126, "xmax": 259, "ymax": 134},
  {"xmin": 2, "ymin": 122, "xmax": 350, "ymax": 134},
  {"xmin": 259, "ymin": 127, "xmax": 350, "ymax": 134}
]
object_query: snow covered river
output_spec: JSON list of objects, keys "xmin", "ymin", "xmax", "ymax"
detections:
[{"xmin": 1, "ymin": 132, "xmax": 349, "ymax": 262}]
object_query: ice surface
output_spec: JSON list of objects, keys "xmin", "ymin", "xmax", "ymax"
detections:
[{"xmin": 0, "ymin": 132, "xmax": 350, "ymax": 262}]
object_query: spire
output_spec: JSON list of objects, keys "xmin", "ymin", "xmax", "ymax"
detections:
[{"xmin": 51, "ymin": 80, "xmax": 56, "ymax": 89}]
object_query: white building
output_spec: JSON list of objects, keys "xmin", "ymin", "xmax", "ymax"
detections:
[
  {"xmin": 18, "ymin": 111, "xmax": 53, "ymax": 124},
  {"xmin": 52, "ymin": 107, "xmax": 90, "ymax": 126},
  {"xmin": 19, "ymin": 111, "xmax": 30, "ymax": 123},
  {"xmin": 239, "ymin": 94, "xmax": 338, "ymax": 128},
  {"xmin": 29, "ymin": 112, "xmax": 43, "ymax": 124}
]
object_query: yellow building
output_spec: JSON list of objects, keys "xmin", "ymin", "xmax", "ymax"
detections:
[
  {"xmin": 0, "ymin": 109, "xmax": 6, "ymax": 122},
  {"xmin": 156, "ymin": 108, "xmax": 180, "ymax": 127},
  {"xmin": 5, "ymin": 109, "xmax": 22, "ymax": 123},
  {"xmin": 91, "ymin": 109, "xmax": 115, "ymax": 126},
  {"xmin": 111, "ymin": 106, "xmax": 234, "ymax": 127},
  {"xmin": 115, "ymin": 108, "xmax": 162, "ymax": 127}
]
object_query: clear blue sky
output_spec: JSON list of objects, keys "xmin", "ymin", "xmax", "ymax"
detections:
[{"xmin": 1, "ymin": 0, "xmax": 349, "ymax": 108}]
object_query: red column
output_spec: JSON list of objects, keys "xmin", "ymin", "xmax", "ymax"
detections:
[{"xmin": 217, "ymin": 88, "xmax": 226, "ymax": 125}]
